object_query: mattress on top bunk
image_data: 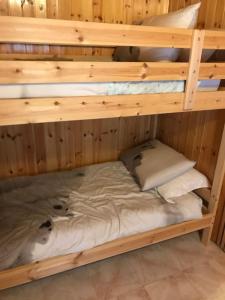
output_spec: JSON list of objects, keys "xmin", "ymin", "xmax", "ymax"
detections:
[
  {"xmin": 0, "ymin": 79, "xmax": 220, "ymax": 98},
  {"xmin": 0, "ymin": 161, "xmax": 203, "ymax": 270}
]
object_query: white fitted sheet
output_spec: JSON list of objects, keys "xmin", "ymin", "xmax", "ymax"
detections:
[{"xmin": 0, "ymin": 161, "xmax": 202, "ymax": 270}]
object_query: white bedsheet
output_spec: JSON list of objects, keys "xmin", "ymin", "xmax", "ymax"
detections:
[{"xmin": 0, "ymin": 161, "xmax": 202, "ymax": 269}]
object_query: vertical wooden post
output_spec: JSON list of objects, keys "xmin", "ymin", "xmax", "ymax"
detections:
[
  {"xmin": 184, "ymin": 30, "xmax": 205, "ymax": 110},
  {"xmin": 202, "ymin": 124, "xmax": 225, "ymax": 245}
]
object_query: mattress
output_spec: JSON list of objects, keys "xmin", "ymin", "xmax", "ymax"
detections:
[
  {"xmin": 0, "ymin": 81, "xmax": 184, "ymax": 98},
  {"xmin": 0, "ymin": 80, "xmax": 220, "ymax": 98},
  {"xmin": 0, "ymin": 161, "xmax": 202, "ymax": 270}
]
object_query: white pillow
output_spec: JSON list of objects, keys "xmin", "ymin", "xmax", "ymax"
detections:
[
  {"xmin": 157, "ymin": 168, "xmax": 210, "ymax": 204},
  {"xmin": 141, "ymin": 3, "xmax": 201, "ymax": 28},
  {"xmin": 138, "ymin": 2, "xmax": 201, "ymax": 62},
  {"xmin": 135, "ymin": 140, "xmax": 196, "ymax": 191}
]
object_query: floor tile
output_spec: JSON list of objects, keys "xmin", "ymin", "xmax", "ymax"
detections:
[{"xmin": 0, "ymin": 233, "xmax": 224, "ymax": 300}]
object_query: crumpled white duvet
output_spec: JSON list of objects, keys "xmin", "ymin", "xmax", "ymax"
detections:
[{"xmin": 0, "ymin": 161, "xmax": 202, "ymax": 270}]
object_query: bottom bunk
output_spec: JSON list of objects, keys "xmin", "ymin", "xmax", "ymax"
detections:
[
  {"xmin": 0, "ymin": 147, "xmax": 213, "ymax": 289},
  {"xmin": 0, "ymin": 213, "xmax": 212, "ymax": 290}
]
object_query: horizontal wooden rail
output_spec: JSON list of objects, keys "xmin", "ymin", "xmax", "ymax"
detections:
[
  {"xmin": 204, "ymin": 30, "xmax": 225, "ymax": 49},
  {"xmin": 0, "ymin": 214, "xmax": 213, "ymax": 290},
  {"xmin": 193, "ymin": 91, "xmax": 225, "ymax": 111},
  {"xmin": 0, "ymin": 93, "xmax": 184, "ymax": 125},
  {"xmin": 0, "ymin": 61, "xmax": 188, "ymax": 83},
  {"xmin": 199, "ymin": 63, "xmax": 225, "ymax": 80},
  {"xmin": 2, "ymin": 61, "xmax": 225, "ymax": 84},
  {"xmin": 0, "ymin": 91, "xmax": 225, "ymax": 126},
  {"xmin": 1, "ymin": 17, "xmax": 225, "ymax": 49},
  {"xmin": 0, "ymin": 16, "xmax": 193, "ymax": 48}
]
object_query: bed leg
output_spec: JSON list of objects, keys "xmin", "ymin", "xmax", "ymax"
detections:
[{"xmin": 201, "ymin": 226, "xmax": 213, "ymax": 246}]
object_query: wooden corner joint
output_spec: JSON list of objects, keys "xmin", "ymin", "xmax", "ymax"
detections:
[{"xmin": 184, "ymin": 29, "xmax": 205, "ymax": 111}]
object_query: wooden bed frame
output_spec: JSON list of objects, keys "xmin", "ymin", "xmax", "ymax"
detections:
[{"xmin": 0, "ymin": 16, "xmax": 225, "ymax": 290}]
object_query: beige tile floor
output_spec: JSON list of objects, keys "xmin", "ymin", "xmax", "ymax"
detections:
[{"xmin": 0, "ymin": 233, "xmax": 225, "ymax": 300}]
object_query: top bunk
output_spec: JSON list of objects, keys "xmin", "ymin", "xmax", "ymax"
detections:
[{"xmin": 0, "ymin": 16, "xmax": 225, "ymax": 126}]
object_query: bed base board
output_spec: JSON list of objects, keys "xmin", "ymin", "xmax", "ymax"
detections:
[{"xmin": 0, "ymin": 214, "xmax": 213, "ymax": 291}]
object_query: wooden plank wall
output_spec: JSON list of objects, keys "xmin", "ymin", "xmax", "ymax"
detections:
[
  {"xmin": 157, "ymin": 110, "xmax": 225, "ymax": 249},
  {"xmin": 0, "ymin": 116, "xmax": 156, "ymax": 177},
  {"xmin": 0, "ymin": 0, "xmax": 168, "ymax": 178},
  {"xmin": 168, "ymin": 0, "xmax": 225, "ymax": 249}
]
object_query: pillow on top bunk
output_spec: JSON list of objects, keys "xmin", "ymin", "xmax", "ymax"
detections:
[
  {"xmin": 120, "ymin": 139, "xmax": 196, "ymax": 191},
  {"xmin": 113, "ymin": 2, "xmax": 201, "ymax": 62},
  {"xmin": 138, "ymin": 2, "xmax": 201, "ymax": 62},
  {"xmin": 157, "ymin": 168, "xmax": 210, "ymax": 203}
]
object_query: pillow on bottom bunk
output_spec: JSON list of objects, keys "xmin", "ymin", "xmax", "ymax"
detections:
[
  {"xmin": 156, "ymin": 168, "xmax": 210, "ymax": 204},
  {"xmin": 120, "ymin": 139, "xmax": 196, "ymax": 191}
]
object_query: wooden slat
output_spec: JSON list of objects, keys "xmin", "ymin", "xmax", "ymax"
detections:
[
  {"xmin": 184, "ymin": 30, "xmax": 205, "ymax": 110},
  {"xmin": 3, "ymin": 60, "xmax": 225, "ymax": 84},
  {"xmin": 0, "ymin": 92, "xmax": 225, "ymax": 126},
  {"xmin": 0, "ymin": 214, "xmax": 213, "ymax": 290},
  {"xmin": 0, "ymin": 61, "xmax": 188, "ymax": 83},
  {"xmin": 199, "ymin": 63, "xmax": 225, "ymax": 80},
  {"xmin": 0, "ymin": 16, "xmax": 193, "ymax": 48},
  {"xmin": 193, "ymin": 91, "xmax": 225, "ymax": 111},
  {"xmin": 204, "ymin": 29, "xmax": 225, "ymax": 49},
  {"xmin": 0, "ymin": 53, "xmax": 113, "ymax": 61},
  {"xmin": 0, "ymin": 93, "xmax": 184, "ymax": 126}
]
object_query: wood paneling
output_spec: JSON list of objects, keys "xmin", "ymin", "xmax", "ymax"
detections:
[{"xmin": 0, "ymin": 116, "xmax": 156, "ymax": 178}]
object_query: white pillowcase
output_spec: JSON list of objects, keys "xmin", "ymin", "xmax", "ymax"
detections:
[
  {"xmin": 135, "ymin": 140, "xmax": 196, "ymax": 191},
  {"xmin": 157, "ymin": 168, "xmax": 210, "ymax": 203},
  {"xmin": 141, "ymin": 3, "xmax": 201, "ymax": 28}
]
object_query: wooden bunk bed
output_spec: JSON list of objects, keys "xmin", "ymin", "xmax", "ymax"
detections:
[{"xmin": 0, "ymin": 16, "xmax": 225, "ymax": 290}]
